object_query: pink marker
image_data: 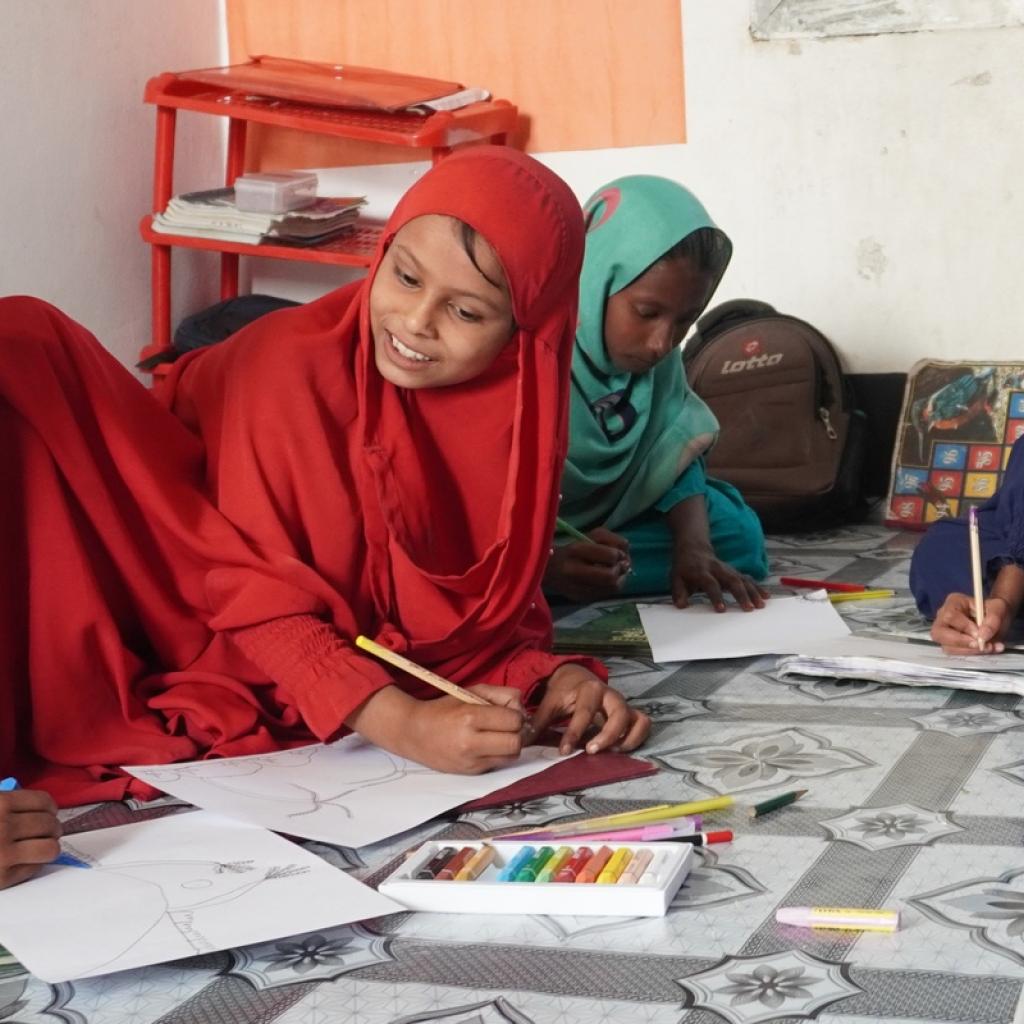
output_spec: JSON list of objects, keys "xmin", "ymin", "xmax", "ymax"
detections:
[{"xmin": 555, "ymin": 822, "xmax": 692, "ymax": 843}]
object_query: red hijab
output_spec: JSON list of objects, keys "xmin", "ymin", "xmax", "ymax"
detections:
[
  {"xmin": 171, "ymin": 146, "xmax": 585, "ymax": 675},
  {"xmin": 0, "ymin": 147, "xmax": 587, "ymax": 805}
]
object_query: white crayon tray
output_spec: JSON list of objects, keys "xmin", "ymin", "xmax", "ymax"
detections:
[{"xmin": 378, "ymin": 840, "xmax": 692, "ymax": 917}]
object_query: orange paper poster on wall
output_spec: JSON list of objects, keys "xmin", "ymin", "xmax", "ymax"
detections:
[{"xmin": 226, "ymin": 0, "xmax": 686, "ymax": 168}]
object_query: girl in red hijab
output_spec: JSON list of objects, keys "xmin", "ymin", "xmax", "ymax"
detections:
[{"xmin": 0, "ymin": 147, "xmax": 649, "ymax": 889}]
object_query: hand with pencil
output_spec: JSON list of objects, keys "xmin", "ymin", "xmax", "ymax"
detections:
[
  {"xmin": 543, "ymin": 519, "xmax": 632, "ymax": 603},
  {"xmin": 352, "ymin": 637, "xmax": 649, "ymax": 771},
  {"xmin": 0, "ymin": 779, "xmax": 62, "ymax": 890},
  {"xmin": 930, "ymin": 510, "xmax": 1024, "ymax": 655}
]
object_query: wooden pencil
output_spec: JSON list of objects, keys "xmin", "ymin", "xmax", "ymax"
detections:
[
  {"xmin": 968, "ymin": 507, "xmax": 985, "ymax": 651},
  {"xmin": 355, "ymin": 635, "xmax": 490, "ymax": 705}
]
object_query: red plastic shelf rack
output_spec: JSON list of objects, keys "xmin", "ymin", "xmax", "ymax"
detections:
[{"xmin": 138, "ymin": 66, "xmax": 518, "ymax": 371}]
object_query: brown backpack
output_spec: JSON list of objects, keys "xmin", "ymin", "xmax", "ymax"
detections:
[{"xmin": 683, "ymin": 300, "xmax": 867, "ymax": 531}]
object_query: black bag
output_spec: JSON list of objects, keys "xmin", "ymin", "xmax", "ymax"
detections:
[
  {"xmin": 683, "ymin": 299, "xmax": 868, "ymax": 531},
  {"xmin": 137, "ymin": 294, "xmax": 299, "ymax": 371}
]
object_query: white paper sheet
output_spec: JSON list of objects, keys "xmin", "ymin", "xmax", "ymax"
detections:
[
  {"xmin": 0, "ymin": 810, "xmax": 401, "ymax": 983},
  {"xmin": 637, "ymin": 592, "xmax": 851, "ymax": 663},
  {"xmin": 124, "ymin": 736, "xmax": 574, "ymax": 847}
]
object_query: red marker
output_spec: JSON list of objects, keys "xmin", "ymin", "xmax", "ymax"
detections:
[
  {"xmin": 667, "ymin": 830, "xmax": 733, "ymax": 847},
  {"xmin": 780, "ymin": 577, "xmax": 866, "ymax": 593}
]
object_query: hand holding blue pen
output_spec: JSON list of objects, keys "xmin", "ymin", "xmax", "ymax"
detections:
[{"xmin": 0, "ymin": 777, "xmax": 89, "ymax": 888}]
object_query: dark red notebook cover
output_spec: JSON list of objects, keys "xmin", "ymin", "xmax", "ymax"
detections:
[{"xmin": 457, "ymin": 752, "xmax": 657, "ymax": 812}]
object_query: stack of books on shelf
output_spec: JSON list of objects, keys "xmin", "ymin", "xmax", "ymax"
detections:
[{"xmin": 152, "ymin": 187, "xmax": 366, "ymax": 246}]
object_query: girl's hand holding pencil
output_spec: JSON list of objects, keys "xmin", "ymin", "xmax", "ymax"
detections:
[
  {"xmin": 544, "ymin": 521, "xmax": 632, "ymax": 603},
  {"xmin": 931, "ymin": 592, "xmax": 1015, "ymax": 655},
  {"xmin": 0, "ymin": 780, "xmax": 62, "ymax": 890}
]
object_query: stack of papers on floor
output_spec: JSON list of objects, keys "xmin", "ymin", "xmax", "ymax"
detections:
[
  {"xmin": 152, "ymin": 187, "xmax": 366, "ymax": 245},
  {"xmin": 776, "ymin": 635, "xmax": 1024, "ymax": 694}
]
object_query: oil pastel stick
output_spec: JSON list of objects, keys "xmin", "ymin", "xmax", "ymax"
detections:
[
  {"xmin": 553, "ymin": 846, "xmax": 593, "ymax": 883},
  {"xmin": 596, "ymin": 847, "xmax": 633, "ymax": 885},
  {"xmin": 536, "ymin": 846, "xmax": 573, "ymax": 884},
  {"xmin": 617, "ymin": 848, "xmax": 653, "ymax": 885},
  {"xmin": 455, "ymin": 845, "xmax": 496, "ymax": 881},
  {"xmin": 576, "ymin": 846, "xmax": 614, "ymax": 884},
  {"xmin": 497, "ymin": 846, "xmax": 536, "ymax": 882},
  {"xmin": 436, "ymin": 846, "xmax": 476, "ymax": 881}
]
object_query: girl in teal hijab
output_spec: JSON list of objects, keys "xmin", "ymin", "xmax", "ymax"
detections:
[{"xmin": 545, "ymin": 175, "xmax": 769, "ymax": 608}]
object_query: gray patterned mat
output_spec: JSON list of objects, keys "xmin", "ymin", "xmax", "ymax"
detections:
[{"xmin": 7, "ymin": 524, "xmax": 1024, "ymax": 1024}]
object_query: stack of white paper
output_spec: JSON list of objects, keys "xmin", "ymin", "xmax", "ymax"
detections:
[{"xmin": 776, "ymin": 635, "xmax": 1024, "ymax": 694}]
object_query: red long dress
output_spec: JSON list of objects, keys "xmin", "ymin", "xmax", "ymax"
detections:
[{"xmin": 0, "ymin": 147, "xmax": 601, "ymax": 805}]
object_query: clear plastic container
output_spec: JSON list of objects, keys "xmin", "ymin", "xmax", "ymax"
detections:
[{"xmin": 234, "ymin": 171, "xmax": 318, "ymax": 213}]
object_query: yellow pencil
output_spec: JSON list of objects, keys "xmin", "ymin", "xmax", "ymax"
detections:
[
  {"xmin": 828, "ymin": 589, "xmax": 896, "ymax": 604},
  {"xmin": 355, "ymin": 635, "xmax": 490, "ymax": 705},
  {"xmin": 500, "ymin": 796, "xmax": 735, "ymax": 838},
  {"xmin": 968, "ymin": 507, "xmax": 986, "ymax": 650}
]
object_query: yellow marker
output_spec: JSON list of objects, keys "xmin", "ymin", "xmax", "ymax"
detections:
[
  {"xmin": 536, "ymin": 845, "xmax": 573, "ymax": 884},
  {"xmin": 596, "ymin": 847, "xmax": 633, "ymax": 885},
  {"xmin": 454, "ymin": 844, "xmax": 496, "ymax": 881},
  {"xmin": 828, "ymin": 589, "xmax": 896, "ymax": 604},
  {"xmin": 355, "ymin": 635, "xmax": 489, "ymax": 705}
]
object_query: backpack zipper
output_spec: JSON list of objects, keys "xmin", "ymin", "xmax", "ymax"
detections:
[{"xmin": 819, "ymin": 406, "xmax": 838, "ymax": 440}]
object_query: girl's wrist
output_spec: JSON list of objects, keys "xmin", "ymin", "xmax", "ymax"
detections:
[{"xmin": 990, "ymin": 563, "xmax": 1024, "ymax": 616}]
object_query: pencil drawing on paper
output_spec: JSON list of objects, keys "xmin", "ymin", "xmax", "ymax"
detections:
[
  {"xmin": 133, "ymin": 743, "xmax": 437, "ymax": 822},
  {"xmin": 66, "ymin": 857, "xmax": 310, "ymax": 977}
]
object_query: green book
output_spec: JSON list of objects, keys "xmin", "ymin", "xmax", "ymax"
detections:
[{"xmin": 552, "ymin": 601, "xmax": 652, "ymax": 658}]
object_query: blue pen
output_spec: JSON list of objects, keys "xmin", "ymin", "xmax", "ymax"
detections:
[{"xmin": 0, "ymin": 777, "xmax": 90, "ymax": 869}]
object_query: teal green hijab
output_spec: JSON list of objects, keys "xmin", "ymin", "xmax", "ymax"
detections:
[{"xmin": 560, "ymin": 175, "xmax": 731, "ymax": 531}]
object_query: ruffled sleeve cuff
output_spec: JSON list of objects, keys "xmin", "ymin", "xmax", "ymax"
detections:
[{"xmin": 228, "ymin": 614, "xmax": 394, "ymax": 741}]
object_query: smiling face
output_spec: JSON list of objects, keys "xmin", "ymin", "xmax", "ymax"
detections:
[
  {"xmin": 602, "ymin": 255, "xmax": 717, "ymax": 375},
  {"xmin": 369, "ymin": 214, "xmax": 516, "ymax": 389}
]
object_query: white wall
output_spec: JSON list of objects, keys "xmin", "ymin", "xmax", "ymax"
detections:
[
  {"xmin": 547, "ymin": 1, "xmax": 1024, "ymax": 373},
  {"xmin": 257, "ymin": 1, "xmax": 1024, "ymax": 375},
  {"xmin": 0, "ymin": 0, "xmax": 226, "ymax": 370}
]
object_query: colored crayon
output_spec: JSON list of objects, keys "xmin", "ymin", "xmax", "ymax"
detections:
[
  {"xmin": 596, "ymin": 847, "xmax": 633, "ymax": 885},
  {"xmin": 497, "ymin": 846, "xmax": 536, "ymax": 882},
  {"xmin": 638, "ymin": 851, "xmax": 665, "ymax": 886},
  {"xmin": 455, "ymin": 845, "xmax": 496, "ymax": 881},
  {"xmin": 436, "ymin": 846, "xmax": 475, "ymax": 881},
  {"xmin": 553, "ymin": 846, "xmax": 593, "ymax": 883},
  {"xmin": 617, "ymin": 849, "xmax": 653, "ymax": 885},
  {"xmin": 576, "ymin": 846, "xmax": 614, "ymax": 884},
  {"xmin": 415, "ymin": 846, "xmax": 457, "ymax": 880},
  {"xmin": 515, "ymin": 846, "xmax": 555, "ymax": 882},
  {"xmin": 536, "ymin": 846, "xmax": 573, "ymax": 884},
  {"xmin": 749, "ymin": 790, "xmax": 808, "ymax": 819}
]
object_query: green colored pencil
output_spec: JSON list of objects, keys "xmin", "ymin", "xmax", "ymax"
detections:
[
  {"xmin": 555, "ymin": 517, "xmax": 594, "ymax": 545},
  {"xmin": 749, "ymin": 789, "xmax": 808, "ymax": 819}
]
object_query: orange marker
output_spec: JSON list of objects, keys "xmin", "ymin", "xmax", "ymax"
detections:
[{"xmin": 576, "ymin": 846, "xmax": 613, "ymax": 884}]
